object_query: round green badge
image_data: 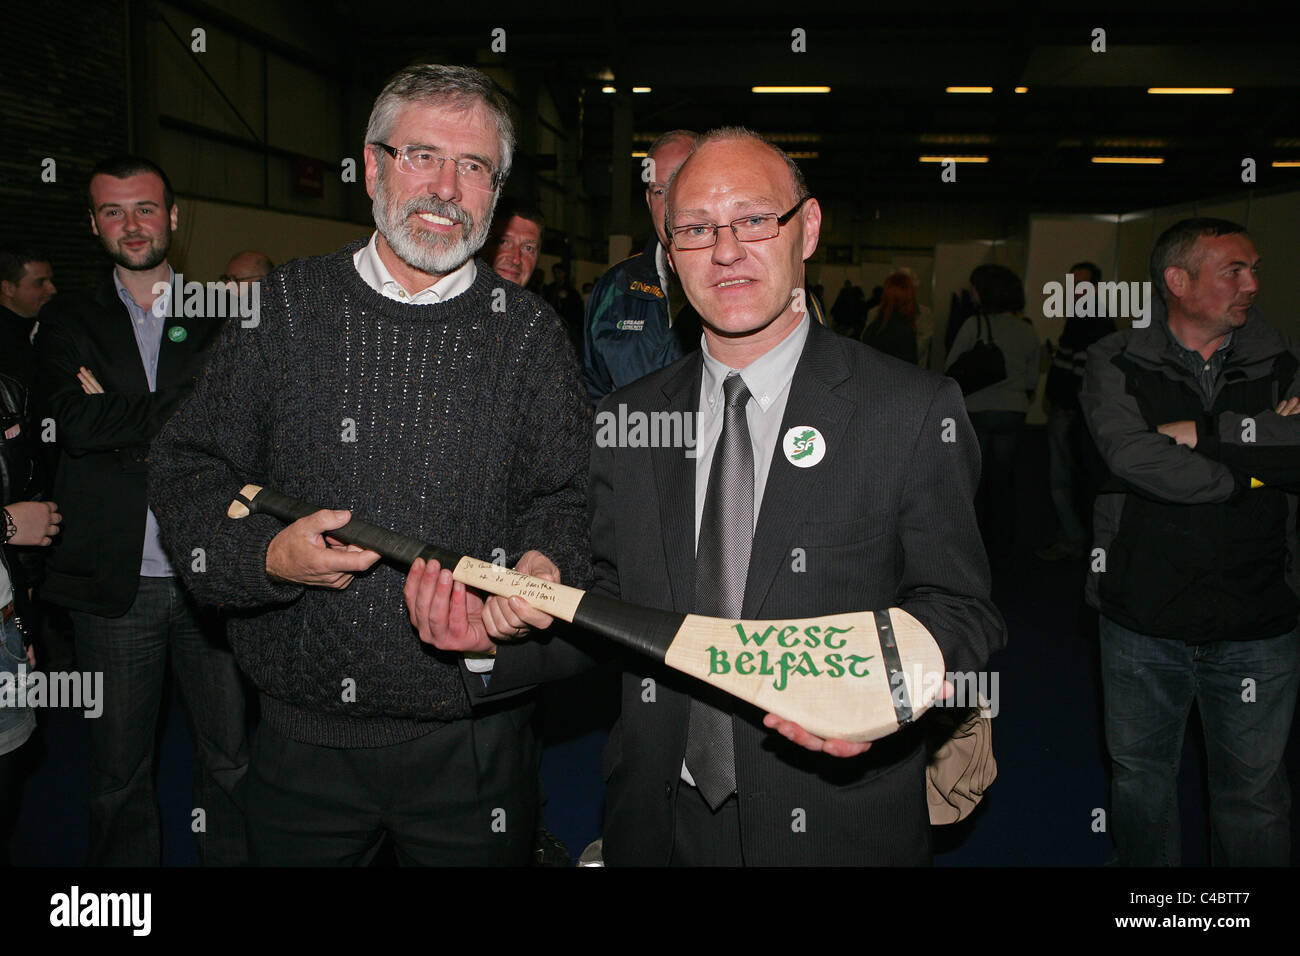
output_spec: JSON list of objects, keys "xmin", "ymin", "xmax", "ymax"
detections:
[{"xmin": 167, "ymin": 326, "xmax": 187, "ymax": 343}]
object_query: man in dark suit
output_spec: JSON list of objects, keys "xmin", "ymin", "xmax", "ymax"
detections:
[
  {"xmin": 582, "ymin": 129, "xmax": 1004, "ymax": 864},
  {"xmin": 0, "ymin": 250, "xmax": 57, "ymax": 392},
  {"xmin": 34, "ymin": 156, "xmax": 248, "ymax": 865}
]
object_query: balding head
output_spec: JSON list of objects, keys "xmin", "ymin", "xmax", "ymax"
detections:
[
  {"xmin": 221, "ymin": 251, "xmax": 275, "ymax": 283},
  {"xmin": 664, "ymin": 128, "xmax": 807, "ymax": 241},
  {"xmin": 645, "ymin": 130, "xmax": 699, "ymax": 248},
  {"xmin": 663, "ymin": 130, "xmax": 820, "ymax": 366}
]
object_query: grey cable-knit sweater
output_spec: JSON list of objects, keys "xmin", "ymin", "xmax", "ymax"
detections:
[{"xmin": 149, "ymin": 240, "xmax": 592, "ymax": 747}]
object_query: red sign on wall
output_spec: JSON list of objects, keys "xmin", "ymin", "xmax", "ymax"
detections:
[{"xmin": 294, "ymin": 155, "xmax": 325, "ymax": 198}]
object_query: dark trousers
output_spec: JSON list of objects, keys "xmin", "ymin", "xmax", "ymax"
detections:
[
  {"xmin": 970, "ymin": 410, "xmax": 1025, "ymax": 560},
  {"xmin": 245, "ymin": 701, "xmax": 540, "ymax": 866},
  {"xmin": 0, "ymin": 746, "xmax": 29, "ymax": 865},
  {"xmin": 1045, "ymin": 407, "xmax": 1086, "ymax": 550},
  {"xmin": 669, "ymin": 785, "xmax": 743, "ymax": 866},
  {"xmin": 70, "ymin": 576, "xmax": 249, "ymax": 866}
]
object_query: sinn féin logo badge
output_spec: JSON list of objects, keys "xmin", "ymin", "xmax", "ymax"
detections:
[{"xmin": 783, "ymin": 425, "xmax": 826, "ymax": 468}]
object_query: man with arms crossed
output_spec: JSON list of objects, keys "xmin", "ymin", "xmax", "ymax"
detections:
[
  {"xmin": 36, "ymin": 157, "xmax": 247, "ymax": 865},
  {"xmin": 1081, "ymin": 218, "xmax": 1300, "ymax": 865}
]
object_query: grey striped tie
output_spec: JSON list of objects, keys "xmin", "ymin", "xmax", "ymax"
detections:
[{"xmin": 686, "ymin": 371, "xmax": 753, "ymax": 809}]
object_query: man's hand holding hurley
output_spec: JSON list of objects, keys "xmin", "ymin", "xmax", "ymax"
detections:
[
  {"xmin": 265, "ymin": 508, "xmax": 381, "ymax": 589},
  {"xmin": 404, "ymin": 549, "xmax": 560, "ymax": 654}
]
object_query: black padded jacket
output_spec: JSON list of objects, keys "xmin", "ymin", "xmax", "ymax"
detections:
[{"xmin": 1081, "ymin": 308, "xmax": 1300, "ymax": 642}]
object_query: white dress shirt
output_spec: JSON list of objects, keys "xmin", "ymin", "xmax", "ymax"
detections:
[
  {"xmin": 682, "ymin": 314, "xmax": 810, "ymax": 785},
  {"xmin": 353, "ymin": 232, "xmax": 476, "ymax": 304}
]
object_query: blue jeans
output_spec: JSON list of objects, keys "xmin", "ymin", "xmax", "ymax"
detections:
[
  {"xmin": 70, "ymin": 576, "xmax": 249, "ymax": 865},
  {"xmin": 0, "ymin": 616, "xmax": 36, "ymax": 756},
  {"xmin": 1099, "ymin": 615, "xmax": 1300, "ymax": 865}
]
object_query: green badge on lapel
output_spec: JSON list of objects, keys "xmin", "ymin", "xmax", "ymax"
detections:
[
  {"xmin": 783, "ymin": 425, "xmax": 826, "ymax": 468},
  {"xmin": 167, "ymin": 325, "xmax": 187, "ymax": 343}
]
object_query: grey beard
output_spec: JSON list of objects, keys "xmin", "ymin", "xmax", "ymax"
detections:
[{"xmin": 373, "ymin": 190, "xmax": 495, "ymax": 276}]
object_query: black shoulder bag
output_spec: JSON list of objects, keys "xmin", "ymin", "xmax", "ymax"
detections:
[{"xmin": 947, "ymin": 313, "xmax": 1007, "ymax": 396}]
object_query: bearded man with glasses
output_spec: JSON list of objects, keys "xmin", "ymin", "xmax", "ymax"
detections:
[{"xmin": 150, "ymin": 64, "xmax": 592, "ymax": 865}]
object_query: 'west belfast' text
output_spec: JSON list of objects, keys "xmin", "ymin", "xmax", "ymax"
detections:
[{"xmin": 707, "ymin": 623, "xmax": 872, "ymax": 691}]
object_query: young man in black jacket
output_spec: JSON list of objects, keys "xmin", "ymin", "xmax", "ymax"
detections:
[
  {"xmin": 35, "ymin": 156, "xmax": 247, "ymax": 865},
  {"xmin": 0, "ymin": 250, "xmax": 56, "ymax": 394},
  {"xmin": 1081, "ymin": 218, "xmax": 1300, "ymax": 866}
]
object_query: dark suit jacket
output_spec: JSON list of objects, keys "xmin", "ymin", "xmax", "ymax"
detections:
[
  {"xmin": 583, "ymin": 319, "xmax": 1005, "ymax": 865},
  {"xmin": 34, "ymin": 274, "xmax": 223, "ymax": 615},
  {"xmin": 0, "ymin": 305, "xmax": 37, "ymax": 394}
]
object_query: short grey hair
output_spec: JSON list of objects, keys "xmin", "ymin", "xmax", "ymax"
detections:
[
  {"xmin": 664, "ymin": 126, "xmax": 810, "ymax": 238},
  {"xmin": 647, "ymin": 129, "xmax": 699, "ymax": 160},
  {"xmin": 365, "ymin": 64, "xmax": 516, "ymax": 185},
  {"xmin": 1149, "ymin": 217, "xmax": 1249, "ymax": 303}
]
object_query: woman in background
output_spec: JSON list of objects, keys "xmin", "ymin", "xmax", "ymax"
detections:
[
  {"xmin": 944, "ymin": 264, "xmax": 1041, "ymax": 564},
  {"xmin": 861, "ymin": 271, "xmax": 920, "ymax": 364}
]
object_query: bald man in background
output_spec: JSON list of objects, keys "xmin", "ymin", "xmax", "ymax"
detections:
[
  {"xmin": 220, "ymin": 251, "xmax": 274, "ymax": 284},
  {"xmin": 582, "ymin": 129, "xmax": 700, "ymax": 405}
]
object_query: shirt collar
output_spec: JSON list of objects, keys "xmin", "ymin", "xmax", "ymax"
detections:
[
  {"xmin": 113, "ymin": 265, "xmax": 174, "ymax": 318},
  {"xmin": 353, "ymin": 231, "xmax": 476, "ymax": 304},
  {"xmin": 701, "ymin": 314, "xmax": 810, "ymax": 415},
  {"xmin": 1164, "ymin": 321, "xmax": 1234, "ymax": 359}
]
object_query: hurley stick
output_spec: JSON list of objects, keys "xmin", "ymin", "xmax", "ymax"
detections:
[{"xmin": 228, "ymin": 483, "xmax": 945, "ymax": 742}]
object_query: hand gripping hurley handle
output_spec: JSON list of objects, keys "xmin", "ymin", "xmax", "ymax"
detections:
[
  {"xmin": 230, "ymin": 484, "xmax": 462, "ymax": 568},
  {"xmin": 227, "ymin": 484, "xmax": 687, "ymax": 657},
  {"xmin": 227, "ymin": 484, "xmax": 946, "ymax": 742}
]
